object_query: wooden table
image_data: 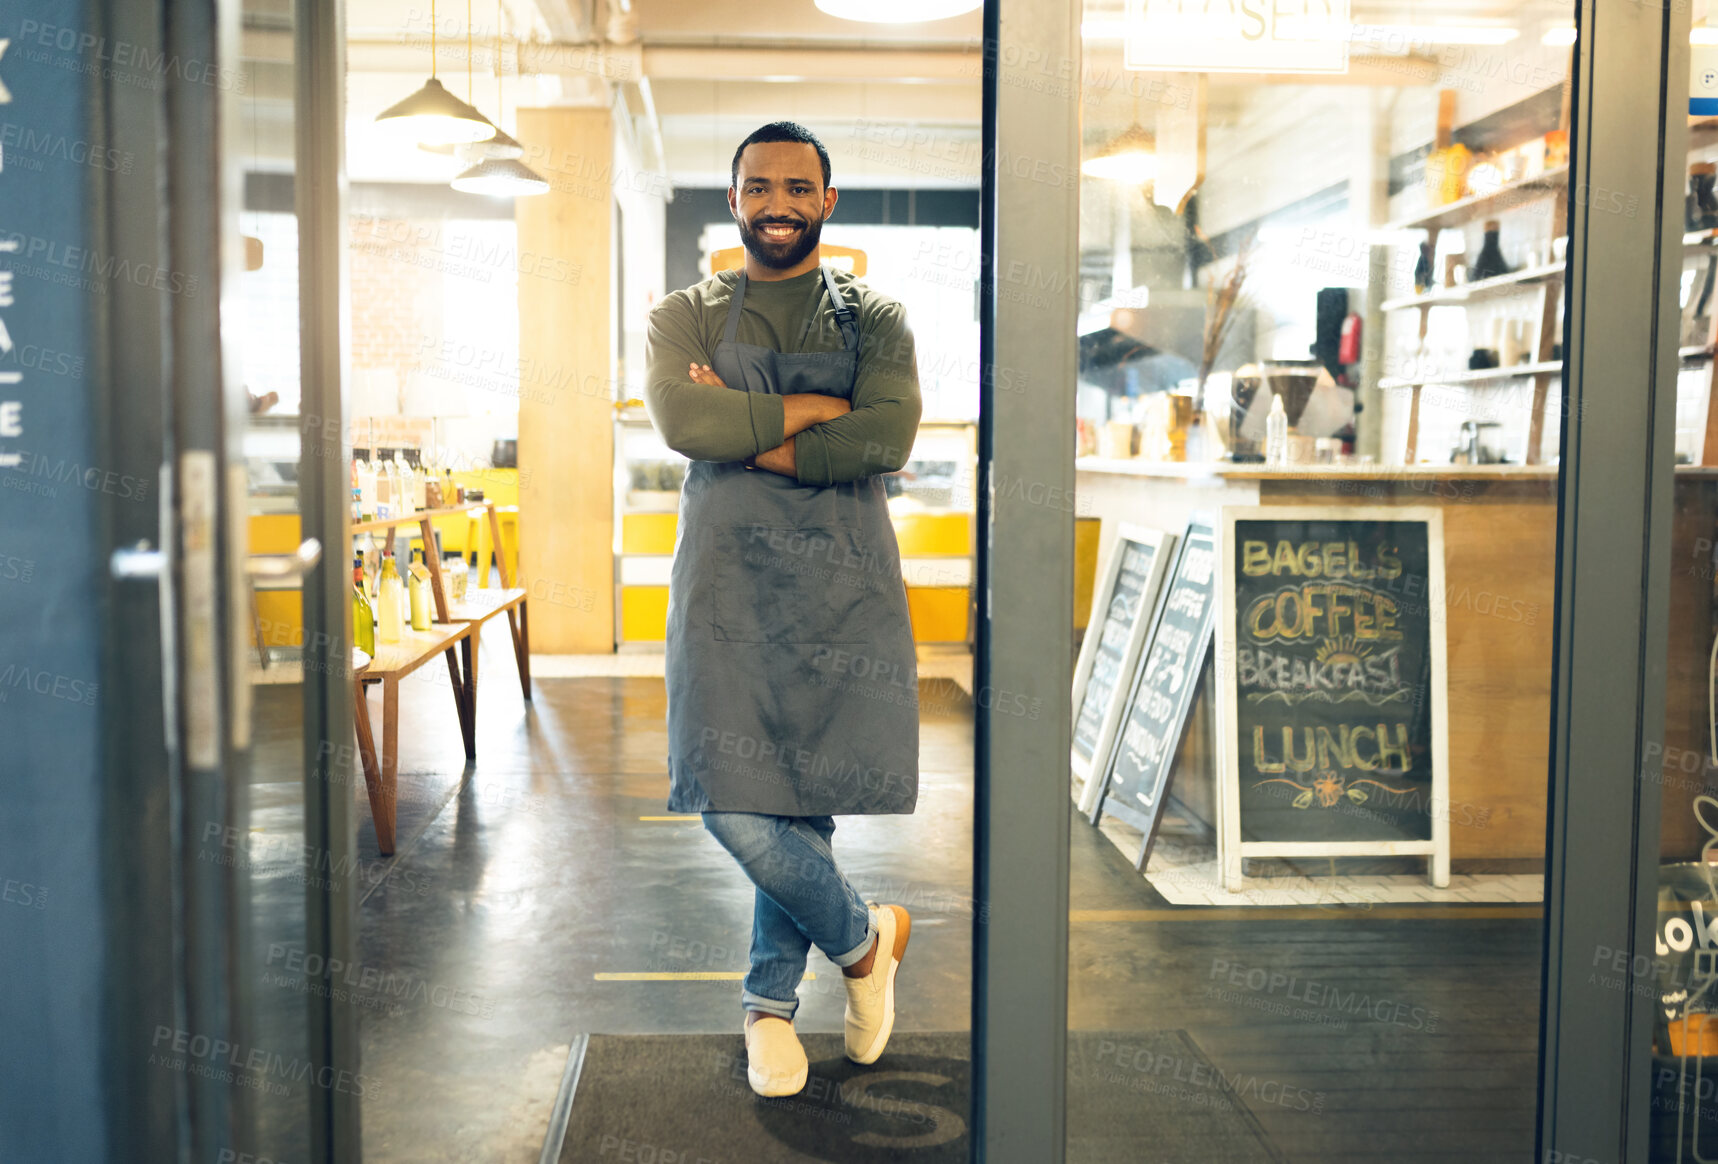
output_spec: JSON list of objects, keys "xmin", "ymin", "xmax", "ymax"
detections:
[
  {"xmin": 350, "ymin": 502, "xmax": 532, "ymax": 854},
  {"xmin": 353, "ymin": 621, "xmax": 475, "ymax": 855}
]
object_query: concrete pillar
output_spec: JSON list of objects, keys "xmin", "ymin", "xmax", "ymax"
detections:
[{"xmin": 515, "ymin": 106, "xmax": 615, "ymax": 652}]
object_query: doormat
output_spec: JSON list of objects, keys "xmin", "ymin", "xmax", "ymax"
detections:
[
  {"xmin": 1097, "ymin": 816, "xmax": 1544, "ymax": 907},
  {"xmin": 548, "ymin": 1030, "xmax": 1279, "ymax": 1163}
]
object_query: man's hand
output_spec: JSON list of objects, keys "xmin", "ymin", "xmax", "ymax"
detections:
[{"xmin": 689, "ymin": 362, "xmax": 727, "ymax": 388}]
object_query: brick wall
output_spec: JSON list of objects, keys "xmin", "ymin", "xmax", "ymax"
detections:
[{"xmin": 348, "ymin": 215, "xmax": 448, "ymax": 399}]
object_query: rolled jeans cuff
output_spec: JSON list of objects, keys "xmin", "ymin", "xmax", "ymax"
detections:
[
  {"xmin": 826, "ymin": 916, "xmax": 877, "ymax": 969},
  {"xmin": 741, "ymin": 989, "xmax": 799, "ymax": 1021}
]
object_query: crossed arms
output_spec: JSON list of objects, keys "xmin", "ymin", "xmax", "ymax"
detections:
[{"xmin": 642, "ymin": 291, "xmax": 923, "ymax": 486}]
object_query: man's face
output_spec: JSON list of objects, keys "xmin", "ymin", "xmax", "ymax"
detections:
[{"xmin": 730, "ymin": 141, "xmax": 837, "ymax": 271}]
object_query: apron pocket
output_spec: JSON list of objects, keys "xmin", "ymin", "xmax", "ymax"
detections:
[{"xmin": 712, "ymin": 525, "xmax": 871, "ymax": 645}]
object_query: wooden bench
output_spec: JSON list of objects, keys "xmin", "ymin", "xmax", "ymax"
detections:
[{"xmin": 351, "ymin": 502, "xmax": 532, "ymax": 854}]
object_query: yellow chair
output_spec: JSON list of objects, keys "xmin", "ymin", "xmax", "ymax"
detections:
[{"xmin": 463, "ymin": 505, "xmax": 519, "ymax": 588}]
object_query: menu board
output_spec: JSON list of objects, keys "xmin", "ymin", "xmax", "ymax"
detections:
[
  {"xmin": 1217, "ymin": 507, "xmax": 1450, "ymax": 886},
  {"xmin": 1071, "ymin": 526, "xmax": 1174, "ymax": 809},
  {"xmin": 1090, "ymin": 516, "xmax": 1217, "ymax": 856}
]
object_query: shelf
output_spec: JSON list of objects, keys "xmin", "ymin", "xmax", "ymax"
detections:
[
  {"xmin": 1686, "ymin": 229, "xmax": 1718, "ymax": 248},
  {"xmin": 1386, "ymin": 166, "xmax": 1569, "ymax": 232},
  {"xmin": 1379, "ymin": 262, "xmax": 1564, "ymax": 312},
  {"xmin": 1681, "ymin": 345, "xmax": 1716, "ymax": 362},
  {"xmin": 1377, "ymin": 360, "xmax": 1562, "ymax": 390}
]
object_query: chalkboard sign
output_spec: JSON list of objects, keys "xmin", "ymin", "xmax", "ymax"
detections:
[
  {"xmin": 1216, "ymin": 507, "xmax": 1450, "ymax": 888},
  {"xmin": 1090, "ymin": 515, "xmax": 1218, "ymax": 870},
  {"xmin": 1071, "ymin": 525, "xmax": 1175, "ymax": 813}
]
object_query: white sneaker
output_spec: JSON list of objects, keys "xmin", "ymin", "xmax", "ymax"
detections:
[
  {"xmin": 843, "ymin": 903, "xmax": 911, "ymax": 1065},
  {"xmin": 743, "ymin": 1015, "xmax": 808, "ymax": 1097}
]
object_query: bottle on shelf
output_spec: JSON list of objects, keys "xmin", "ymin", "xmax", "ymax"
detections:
[
  {"xmin": 377, "ymin": 552, "xmax": 404, "ymax": 644},
  {"xmin": 411, "ymin": 454, "xmax": 428, "ymax": 512},
  {"xmin": 1264, "ymin": 392, "xmax": 1289, "ymax": 464},
  {"xmin": 1690, "ymin": 162, "xmax": 1718, "ymax": 233},
  {"xmin": 357, "ymin": 457, "xmax": 378, "ymax": 521},
  {"xmin": 396, "ymin": 453, "xmax": 417, "ymax": 517},
  {"xmin": 363, "ymin": 532, "xmax": 380, "ymax": 598},
  {"xmin": 407, "ymin": 548, "xmax": 432, "ymax": 632},
  {"xmin": 351, "ymin": 554, "xmax": 375, "ymax": 658},
  {"xmin": 1413, "ymin": 241, "xmax": 1434, "ymax": 295},
  {"xmin": 375, "ymin": 455, "xmax": 394, "ymax": 521},
  {"xmin": 1468, "ymin": 218, "xmax": 1512, "ymax": 282}
]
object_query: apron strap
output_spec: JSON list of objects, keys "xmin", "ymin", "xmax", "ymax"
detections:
[
  {"xmin": 821, "ymin": 264, "xmax": 861, "ymax": 355},
  {"xmin": 721, "ymin": 269, "xmax": 748, "ymax": 346},
  {"xmin": 723, "ymin": 265, "xmax": 860, "ymax": 354}
]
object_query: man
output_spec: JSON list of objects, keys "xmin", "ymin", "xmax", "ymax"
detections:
[{"xmin": 643, "ymin": 121, "xmax": 922, "ymax": 1098}]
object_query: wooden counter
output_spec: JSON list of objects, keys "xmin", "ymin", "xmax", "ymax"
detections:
[{"xmin": 1076, "ymin": 459, "xmax": 1718, "ymax": 867}]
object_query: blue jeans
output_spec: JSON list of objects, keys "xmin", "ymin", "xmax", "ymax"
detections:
[{"xmin": 701, "ymin": 812, "xmax": 875, "ymax": 1021}]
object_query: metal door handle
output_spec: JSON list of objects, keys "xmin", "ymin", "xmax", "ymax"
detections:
[
  {"xmin": 246, "ymin": 538, "xmax": 322, "ymax": 580},
  {"xmin": 111, "ymin": 540, "xmax": 166, "ymax": 580}
]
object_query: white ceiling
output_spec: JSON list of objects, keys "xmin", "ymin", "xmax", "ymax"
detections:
[{"xmin": 240, "ymin": 0, "xmax": 1588, "ymax": 188}]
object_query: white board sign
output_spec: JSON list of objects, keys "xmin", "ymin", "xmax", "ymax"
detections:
[
  {"xmin": 1072, "ymin": 523, "xmax": 1175, "ymax": 814},
  {"xmin": 1123, "ymin": 0, "xmax": 1352, "ymax": 75}
]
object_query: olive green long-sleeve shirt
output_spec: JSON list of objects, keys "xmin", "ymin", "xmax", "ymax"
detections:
[{"xmin": 643, "ymin": 265, "xmax": 922, "ymax": 486}]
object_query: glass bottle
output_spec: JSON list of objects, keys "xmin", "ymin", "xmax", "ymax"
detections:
[
  {"xmin": 1264, "ymin": 393, "xmax": 1289, "ymax": 464},
  {"xmin": 407, "ymin": 549, "xmax": 432, "ymax": 632},
  {"xmin": 1468, "ymin": 218, "xmax": 1511, "ymax": 282},
  {"xmin": 377, "ymin": 552, "xmax": 404, "ymax": 644},
  {"xmin": 1690, "ymin": 163, "xmax": 1718, "ymax": 233},
  {"xmin": 351, "ymin": 554, "xmax": 375, "ymax": 657},
  {"xmin": 1412, "ymin": 241, "xmax": 1433, "ymax": 295}
]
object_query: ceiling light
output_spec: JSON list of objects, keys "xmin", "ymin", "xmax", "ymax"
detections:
[
  {"xmin": 1694, "ymin": 27, "xmax": 1718, "ymax": 44},
  {"xmin": 1081, "ymin": 124, "xmax": 1156, "ymax": 183},
  {"xmin": 427, "ymin": 1, "xmax": 527, "ymax": 163},
  {"xmin": 813, "ymin": 0, "xmax": 980, "ymax": 23},
  {"xmin": 420, "ymin": 122, "xmax": 524, "ymax": 161},
  {"xmin": 1542, "ymin": 26, "xmax": 1577, "ymax": 46},
  {"xmin": 374, "ymin": 0, "xmax": 495, "ymax": 146},
  {"xmin": 375, "ymin": 78, "xmax": 496, "ymax": 145},
  {"xmin": 451, "ymin": 157, "xmax": 550, "ymax": 197}
]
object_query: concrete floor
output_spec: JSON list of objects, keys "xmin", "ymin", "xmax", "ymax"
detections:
[{"xmin": 245, "ymin": 630, "xmax": 1545, "ymax": 1163}]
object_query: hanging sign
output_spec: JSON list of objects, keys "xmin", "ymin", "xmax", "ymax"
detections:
[
  {"xmin": 1694, "ymin": 42, "xmax": 1718, "ymax": 116},
  {"xmin": 1123, "ymin": 0, "xmax": 1352, "ymax": 75}
]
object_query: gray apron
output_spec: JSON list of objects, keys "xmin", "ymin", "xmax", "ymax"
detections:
[{"xmin": 664, "ymin": 265, "xmax": 919, "ymax": 817}]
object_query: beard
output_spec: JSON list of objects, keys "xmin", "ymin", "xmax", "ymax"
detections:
[{"xmin": 737, "ymin": 210, "xmax": 825, "ymax": 271}]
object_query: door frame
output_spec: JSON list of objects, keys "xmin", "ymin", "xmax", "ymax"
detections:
[
  {"xmin": 292, "ymin": 0, "xmax": 362, "ymax": 1157},
  {"xmin": 973, "ymin": 1, "xmax": 1079, "ymax": 1159},
  {"xmin": 1536, "ymin": 0, "xmax": 1687, "ymax": 1160}
]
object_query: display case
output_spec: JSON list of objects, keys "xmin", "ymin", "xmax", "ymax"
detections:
[{"xmin": 613, "ymin": 404, "xmax": 977, "ymax": 647}]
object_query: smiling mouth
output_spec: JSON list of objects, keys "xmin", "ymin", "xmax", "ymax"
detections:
[{"xmin": 757, "ymin": 221, "xmax": 802, "ymax": 242}]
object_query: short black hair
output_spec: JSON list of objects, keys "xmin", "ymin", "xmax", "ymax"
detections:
[{"xmin": 730, "ymin": 121, "xmax": 831, "ymax": 192}]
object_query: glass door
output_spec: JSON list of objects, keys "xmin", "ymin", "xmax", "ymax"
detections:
[{"xmin": 979, "ymin": 0, "xmax": 1692, "ymax": 1157}]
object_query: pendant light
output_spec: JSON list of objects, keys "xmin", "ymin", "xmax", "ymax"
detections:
[
  {"xmin": 451, "ymin": 6, "xmax": 549, "ymax": 198},
  {"xmin": 419, "ymin": 0, "xmax": 523, "ymax": 161},
  {"xmin": 1082, "ymin": 123, "xmax": 1158, "ymax": 182},
  {"xmin": 451, "ymin": 157, "xmax": 551, "ymax": 196},
  {"xmin": 374, "ymin": 0, "xmax": 495, "ymax": 146},
  {"xmin": 1082, "ymin": 92, "xmax": 1156, "ymax": 183}
]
